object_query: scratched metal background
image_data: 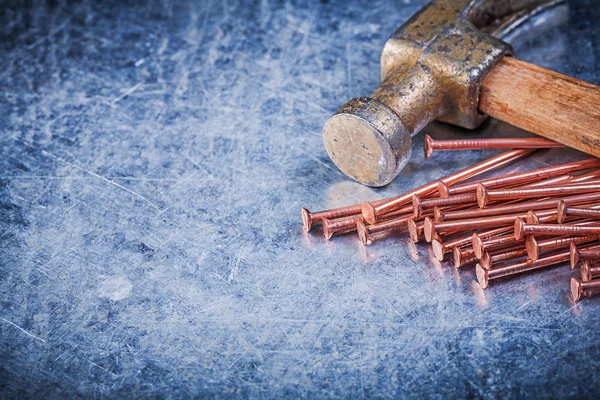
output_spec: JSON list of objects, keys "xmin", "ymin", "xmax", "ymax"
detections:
[{"xmin": 1, "ymin": 0, "xmax": 599, "ymax": 397}]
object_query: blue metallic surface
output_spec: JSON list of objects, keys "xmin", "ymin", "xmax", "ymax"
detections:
[{"xmin": 1, "ymin": 0, "xmax": 599, "ymax": 397}]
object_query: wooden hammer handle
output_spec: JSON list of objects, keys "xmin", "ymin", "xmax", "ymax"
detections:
[{"xmin": 479, "ymin": 57, "xmax": 600, "ymax": 157}]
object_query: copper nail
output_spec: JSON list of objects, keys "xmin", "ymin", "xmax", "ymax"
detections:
[
  {"xmin": 322, "ymin": 203, "xmax": 418, "ymax": 239},
  {"xmin": 431, "ymin": 238, "xmax": 447, "ymax": 261},
  {"xmin": 407, "ymin": 218, "xmax": 427, "ymax": 243},
  {"xmin": 526, "ymin": 209, "xmax": 561, "ymax": 225},
  {"xmin": 522, "ymin": 175, "xmax": 574, "ymax": 188},
  {"xmin": 525, "ymin": 235, "xmax": 597, "ymax": 262},
  {"xmin": 519, "ymin": 170, "xmax": 600, "ymax": 190},
  {"xmin": 452, "ymin": 247, "xmax": 478, "ymax": 269},
  {"xmin": 356, "ymin": 214, "xmax": 412, "ymax": 245},
  {"xmin": 480, "ymin": 247, "xmax": 529, "ymax": 270},
  {"xmin": 514, "ymin": 219, "xmax": 600, "ymax": 241},
  {"xmin": 426, "ymin": 209, "xmax": 556, "ymax": 243},
  {"xmin": 571, "ymin": 277, "xmax": 600, "ymax": 302},
  {"xmin": 322, "ymin": 215, "xmax": 364, "ymax": 240},
  {"xmin": 580, "ymin": 260, "xmax": 600, "ymax": 282},
  {"xmin": 571, "ymin": 168, "xmax": 600, "ymax": 182},
  {"xmin": 431, "ymin": 226, "xmax": 513, "ymax": 261},
  {"xmin": 356, "ymin": 221, "xmax": 370, "ymax": 245},
  {"xmin": 412, "ymin": 193, "xmax": 477, "ymax": 218},
  {"xmin": 477, "ymin": 183, "xmax": 600, "ymax": 208},
  {"xmin": 365, "ymin": 149, "xmax": 532, "ymax": 223},
  {"xmin": 477, "ymin": 248, "xmax": 572, "ymax": 289},
  {"xmin": 356, "ymin": 221, "xmax": 371, "ymax": 245},
  {"xmin": 557, "ymin": 201, "xmax": 600, "ymax": 224},
  {"xmin": 301, "ymin": 196, "xmax": 399, "ymax": 231},
  {"xmin": 570, "ymin": 242, "xmax": 600, "ymax": 269},
  {"xmin": 437, "ymin": 158, "xmax": 600, "ymax": 198},
  {"xmin": 472, "ymin": 233, "xmax": 523, "ymax": 259},
  {"xmin": 433, "ymin": 206, "xmax": 445, "ymax": 222},
  {"xmin": 436, "ymin": 182, "xmax": 451, "ymax": 198},
  {"xmin": 438, "ymin": 192, "xmax": 600, "ymax": 222},
  {"xmin": 525, "ymin": 210, "xmax": 540, "ymax": 224},
  {"xmin": 424, "ymin": 135, "xmax": 563, "ymax": 158}
]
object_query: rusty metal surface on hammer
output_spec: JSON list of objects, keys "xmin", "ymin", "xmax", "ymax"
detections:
[{"xmin": 321, "ymin": 0, "xmax": 600, "ymax": 187}]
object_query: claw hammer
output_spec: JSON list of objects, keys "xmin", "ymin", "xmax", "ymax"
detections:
[{"xmin": 323, "ymin": 0, "xmax": 600, "ymax": 187}]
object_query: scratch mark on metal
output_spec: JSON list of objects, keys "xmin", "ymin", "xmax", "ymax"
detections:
[
  {"xmin": 42, "ymin": 150, "xmax": 162, "ymax": 211},
  {"xmin": 111, "ymin": 82, "xmax": 143, "ymax": 104},
  {"xmin": 0, "ymin": 316, "xmax": 46, "ymax": 343}
]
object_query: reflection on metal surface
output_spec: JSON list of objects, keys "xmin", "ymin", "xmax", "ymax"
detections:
[
  {"xmin": 470, "ymin": 280, "xmax": 488, "ymax": 307},
  {"xmin": 406, "ymin": 239, "xmax": 420, "ymax": 262},
  {"xmin": 427, "ymin": 247, "xmax": 445, "ymax": 279},
  {"xmin": 358, "ymin": 242, "xmax": 379, "ymax": 264}
]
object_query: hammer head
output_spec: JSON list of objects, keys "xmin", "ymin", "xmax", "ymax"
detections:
[
  {"xmin": 323, "ymin": 97, "xmax": 411, "ymax": 187},
  {"xmin": 323, "ymin": 0, "xmax": 562, "ymax": 186}
]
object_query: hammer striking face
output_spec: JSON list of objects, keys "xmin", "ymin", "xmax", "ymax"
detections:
[{"xmin": 323, "ymin": 0, "xmax": 566, "ymax": 187}]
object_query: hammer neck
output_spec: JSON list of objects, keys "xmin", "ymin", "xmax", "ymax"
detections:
[{"xmin": 372, "ymin": 65, "xmax": 446, "ymax": 137}]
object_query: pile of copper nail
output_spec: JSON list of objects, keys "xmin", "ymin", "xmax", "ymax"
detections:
[{"xmin": 302, "ymin": 135, "xmax": 600, "ymax": 302}]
